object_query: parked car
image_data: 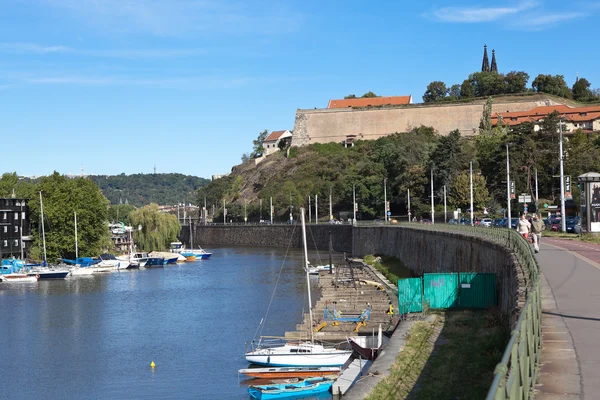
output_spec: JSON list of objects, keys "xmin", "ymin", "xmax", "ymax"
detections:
[
  {"xmin": 493, "ymin": 218, "xmax": 506, "ymax": 227},
  {"xmin": 480, "ymin": 218, "xmax": 493, "ymax": 227},
  {"xmin": 566, "ymin": 216, "xmax": 581, "ymax": 233}
]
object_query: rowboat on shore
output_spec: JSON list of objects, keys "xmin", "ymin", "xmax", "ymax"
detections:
[{"xmin": 239, "ymin": 366, "xmax": 341, "ymax": 380}]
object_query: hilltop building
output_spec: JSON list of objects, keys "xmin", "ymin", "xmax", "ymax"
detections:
[
  {"xmin": 0, "ymin": 198, "xmax": 31, "ymax": 258},
  {"xmin": 492, "ymin": 105, "xmax": 600, "ymax": 133},
  {"xmin": 263, "ymin": 130, "xmax": 292, "ymax": 156},
  {"xmin": 291, "ymin": 94, "xmax": 567, "ymax": 147},
  {"xmin": 481, "ymin": 45, "xmax": 498, "ymax": 73}
]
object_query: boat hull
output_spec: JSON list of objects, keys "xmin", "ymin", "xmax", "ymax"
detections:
[
  {"xmin": 348, "ymin": 337, "xmax": 381, "ymax": 361},
  {"xmin": 69, "ymin": 267, "xmax": 95, "ymax": 276},
  {"xmin": 245, "ymin": 351, "xmax": 352, "ymax": 367},
  {"xmin": 239, "ymin": 366, "xmax": 341, "ymax": 379},
  {"xmin": 248, "ymin": 377, "xmax": 333, "ymax": 399},
  {"xmin": 28, "ymin": 271, "xmax": 69, "ymax": 280},
  {"xmin": 1, "ymin": 274, "xmax": 38, "ymax": 283}
]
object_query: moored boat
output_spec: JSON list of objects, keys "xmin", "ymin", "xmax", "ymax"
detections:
[
  {"xmin": 1, "ymin": 259, "xmax": 39, "ymax": 282},
  {"xmin": 239, "ymin": 366, "xmax": 341, "ymax": 380},
  {"xmin": 347, "ymin": 324, "xmax": 384, "ymax": 361},
  {"xmin": 27, "ymin": 267, "xmax": 69, "ymax": 280},
  {"xmin": 248, "ymin": 377, "xmax": 334, "ymax": 399},
  {"xmin": 145, "ymin": 257, "xmax": 165, "ymax": 267},
  {"xmin": 245, "ymin": 208, "xmax": 352, "ymax": 368}
]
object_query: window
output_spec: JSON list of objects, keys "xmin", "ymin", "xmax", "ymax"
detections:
[
  {"xmin": 14, "ymin": 239, "xmax": 18, "ymax": 246},
  {"xmin": 15, "ymin": 226, "xmax": 19, "ymax": 233},
  {"xmin": 2, "ymin": 212, "xmax": 6, "ymax": 220},
  {"xmin": 3, "ymin": 226, "xmax": 7, "ymax": 233},
  {"xmin": 14, "ymin": 212, "xmax": 18, "ymax": 220},
  {"xmin": 21, "ymin": 212, "xmax": 25, "ymax": 220},
  {"xmin": 3, "ymin": 240, "xmax": 7, "ymax": 247}
]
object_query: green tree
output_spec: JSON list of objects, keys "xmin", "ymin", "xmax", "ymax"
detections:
[
  {"xmin": 448, "ymin": 84, "xmax": 461, "ymax": 99},
  {"xmin": 504, "ymin": 71, "xmax": 530, "ymax": 94},
  {"xmin": 361, "ymin": 91, "xmax": 378, "ymax": 98},
  {"xmin": 28, "ymin": 172, "xmax": 111, "ymax": 261},
  {"xmin": 460, "ymin": 79, "xmax": 475, "ymax": 98},
  {"xmin": 423, "ymin": 81, "xmax": 447, "ymax": 103},
  {"xmin": 479, "ymin": 97, "xmax": 493, "ymax": 132},
  {"xmin": 448, "ymin": 172, "xmax": 491, "ymax": 211},
  {"xmin": 572, "ymin": 78, "xmax": 592, "ymax": 101},
  {"xmin": 468, "ymin": 72, "xmax": 506, "ymax": 97},
  {"xmin": 108, "ymin": 204, "xmax": 136, "ymax": 225},
  {"xmin": 344, "ymin": 94, "xmax": 357, "ymax": 99},
  {"xmin": 129, "ymin": 203, "xmax": 181, "ymax": 251},
  {"xmin": 251, "ymin": 129, "xmax": 269, "ymax": 158},
  {"xmin": 532, "ymin": 74, "xmax": 572, "ymax": 98},
  {"xmin": 430, "ymin": 130, "xmax": 468, "ymax": 192}
]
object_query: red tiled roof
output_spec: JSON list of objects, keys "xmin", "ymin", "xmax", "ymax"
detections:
[
  {"xmin": 328, "ymin": 96, "xmax": 412, "ymax": 109},
  {"xmin": 492, "ymin": 105, "xmax": 600, "ymax": 126},
  {"xmin": 264, "ymin": 130, "xmax": 288, "ymax": 142}
]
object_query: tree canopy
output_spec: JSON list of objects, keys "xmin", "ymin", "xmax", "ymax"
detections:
[{"xmin": 129, "ymin": 203, "xmax": 181, "ymax": 251}]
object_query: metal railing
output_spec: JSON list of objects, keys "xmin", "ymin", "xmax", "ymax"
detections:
[{"xmin": 368, "ymin": 223, "xmax": 541, "ymax": 399}]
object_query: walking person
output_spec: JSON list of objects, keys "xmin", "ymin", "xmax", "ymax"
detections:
[
  {"xmin": 531, "ymin": 213, "xmax": 545, "ymax": 253},
  {"xmin": 517, "ymin": 214, "xmax": 531, "ymax": 240}
]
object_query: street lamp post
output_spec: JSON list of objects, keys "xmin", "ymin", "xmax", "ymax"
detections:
[
  {"xmin": 329, "ymin": 187, "xmax": 333, "ymax": 222},
  {"xmin": 444, "ymin": 185, "xmax": 447, "ymax": 223},
  {"xmin": 383, "ymin": 178, "xmax": 388, "ymax": 223},
  {"xmin": 506, "ymin": 144, "xmax": 512, "ymax": 228},
  {"xmin": 470, "ymin": 161, "xmax": 474, "ymax": 226},
  {"xmin": 430, "ymin": 169, "xmax": 435, "ymax": 224},
  {"xmin": 353, "ymin": 184, "xmax": 357, "ymax": 226},
  {"xmin": 559, "ymin": 119, "xmax": 567, "ymax": 232}
]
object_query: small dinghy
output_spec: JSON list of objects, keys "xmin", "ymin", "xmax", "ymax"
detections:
[{"xmin": 248, "ymin": 377, "xmax": 333, "ymax": 399}]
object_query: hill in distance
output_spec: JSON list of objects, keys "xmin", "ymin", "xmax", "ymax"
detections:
[{"xmin": 89, "ymin": 173, "xmax": 210, "ymax": 207}]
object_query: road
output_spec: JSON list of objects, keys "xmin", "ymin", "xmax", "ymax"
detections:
[{"xmin": 536, "ymin": 237, "xmax": 600, "ymax": 399}]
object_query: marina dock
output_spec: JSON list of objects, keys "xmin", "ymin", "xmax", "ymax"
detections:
[{"xmin": 285, "ymin": 259, "xmax": 400, "ymax": 343}]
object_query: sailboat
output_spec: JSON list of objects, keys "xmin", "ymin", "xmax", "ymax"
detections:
[
  {"xmin": 245, "ymin": 208, "xmax": 352, "ymax": 367},
  {"xmin": 26, "ymin": 192, "xmax": 69, "ymax": 279},
  {"xmin": 66, "ymin": 210, "xmax": 95, "ymax": 276}
]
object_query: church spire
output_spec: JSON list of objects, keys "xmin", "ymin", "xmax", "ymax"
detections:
[
  {"xmin": 491, "ymin": 49, "xmax": 498, "ymax": 72},
  {"xmin": 481, "ymin": 45, "xmax": 490, "ymax": 72}
]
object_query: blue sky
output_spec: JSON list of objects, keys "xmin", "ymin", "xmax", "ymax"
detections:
[{"xmin": 2, "ymin": 0, "xmax": 599, "ymax": 179}]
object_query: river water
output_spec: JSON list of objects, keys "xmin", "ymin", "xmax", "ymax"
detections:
[{"xmin": 0, "ymin": 246, "xmax": 337, "ymax": 400}]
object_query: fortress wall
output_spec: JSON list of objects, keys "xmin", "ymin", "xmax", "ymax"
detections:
[{"xmin": 292, "ymin": 97, "xmax": 563, "ymax": 146}]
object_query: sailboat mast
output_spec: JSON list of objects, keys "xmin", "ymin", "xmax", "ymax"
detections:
[
  {"xmin": 74, "ymin": 211, "xmax": 78, "ymax": 259},
  {"xmin": 300, "ymin": 208, "xmax": 314, "ymax": 342},
  {"xmin": 39, "ymin": 191, "xmax": 47, "ymax": 264}
]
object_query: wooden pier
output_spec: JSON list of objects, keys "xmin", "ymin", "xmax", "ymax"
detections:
[{"xmin": 285, "ymin": 260, "xmax": 400, "ymax": 343}]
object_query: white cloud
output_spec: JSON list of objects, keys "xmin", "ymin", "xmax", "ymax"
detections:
[
  {"xmin": 427, "ymin": 1, "xmax": 593, "ymax": 30},
  {"xmin": 526, "ymin": 12, "xmax": 585, "ymax": 26},
  {"xmin": 0, "ymin": 43, "xmax": 71, "ymax": 54},
  {"xmin": 36, "ymin": 0, "xmax": 303, "ymax": 37},
  {"xmin": 0, "ymin": 42, "xmax": 207, "ymax": 58},
  {"xmin": 430, "ymin": 1, "xmax": 536, "ymax": 22}
]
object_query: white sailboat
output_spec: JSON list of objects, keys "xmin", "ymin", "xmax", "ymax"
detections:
[
  {"xmin": 68, "ymin": 211, "xmax": 94, "ymax": 276},
  {"xmin": 245, "ymin": 207, "xmax": 352, "ymax": 367}
]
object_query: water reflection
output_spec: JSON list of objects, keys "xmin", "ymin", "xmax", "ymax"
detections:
[{"xmin": 0, "ymin": 247, "xmax": 337, "ymax": 399}]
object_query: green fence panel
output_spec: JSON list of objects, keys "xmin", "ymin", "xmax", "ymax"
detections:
[
  {"xmin": 424, "ymin": 273, "xmax": 459, "ymax": 309},
  {"xmin": 398, "ymin": 277, "xmax": 423, "ymax": 313},
  {"xmin": 458, "ymin": 273, "xmax": 497, "ymax": 309}
]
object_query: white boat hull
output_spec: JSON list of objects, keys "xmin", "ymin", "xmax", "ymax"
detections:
[
  {"xmin": 245, "ymin": 343, "xmax": 352, "ymax": 367},
  {"xmin": 1, "ymin": 274, "xmax": 38, "ymax": 283},
  {"xmin": 69, "ymin": 267, "xmax": 95, "ymax": 276}
]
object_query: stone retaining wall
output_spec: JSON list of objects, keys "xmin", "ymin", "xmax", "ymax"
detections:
[{"xmin": 183, "ymin": 224, "xmax": 522, "ymax": 320}]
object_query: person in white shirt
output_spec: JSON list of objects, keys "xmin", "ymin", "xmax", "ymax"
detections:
[{"xmin": 516, "ymin": 214, "xmax": 531, "ymax": 240}]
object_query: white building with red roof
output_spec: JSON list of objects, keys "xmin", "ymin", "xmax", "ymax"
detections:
[
  {"xmin": 492, "ymin": 105, "xmax": 600, "ymax": 133},
  {"xmin": 263, "ymin": 130, "xmax": 292, "ymax": 156}
]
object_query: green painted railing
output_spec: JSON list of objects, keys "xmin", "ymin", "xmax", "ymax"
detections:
[{"xmin": 369, "ymin": 223, "xmax": 541, "ymax": 399}]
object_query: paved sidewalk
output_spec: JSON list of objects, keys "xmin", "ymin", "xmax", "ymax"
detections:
[{"xmin": 536, "ymin": 238, "xmax": 600, "ymax": 400}]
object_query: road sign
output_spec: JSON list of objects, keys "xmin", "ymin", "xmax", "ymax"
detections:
[
  {"xmin": 565, "ymin": 176, "xmax": 572, "ymax": 199},
  {"xmin": 543, "ymin": 203, "xmax": 549, "ymax": 208},
  {"xmin": 510, "ymin": 181, "xmax": 515, "ymax": 199},
  {"xmin": 387, "ymin": 211, "xmax": 391, "ymax": 216},
  {"xmin": 518, "ymin": 195, "xmax": 532, "ymax": 203}
]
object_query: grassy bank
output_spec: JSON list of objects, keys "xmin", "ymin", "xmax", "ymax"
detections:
[
  {"xmin": 543, "ymin": 230, "xmax": 600, "ymax": 244},
  {"xmin": 364, "ymin": 254, "xmax": 413, "ymax": 284},
  {"xmin": 367, "ymin": 310, "xmax": 507, "ymax": 400}
]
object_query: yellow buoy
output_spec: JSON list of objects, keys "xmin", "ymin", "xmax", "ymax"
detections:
[{"xmin": 150, "ymin": 361, "xmax": 156, "ymax": 368}]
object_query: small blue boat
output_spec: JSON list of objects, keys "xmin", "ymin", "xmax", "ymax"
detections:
[
  {"xmin": 248, "ymin": 377, "xmax": 333, "ymax": 399},
  {"xmin": 165, "ymin": 256, "xmax": 179, "ymax": 265}
]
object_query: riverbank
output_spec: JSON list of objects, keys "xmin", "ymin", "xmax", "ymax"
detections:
[{"xmin": 365, "ymin": 310, "xmax": 507, "ymax": 399}]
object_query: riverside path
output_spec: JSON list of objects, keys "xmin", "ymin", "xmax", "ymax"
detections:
[{"xmin": 536, "ymin": 237, "xmax": 600, "ymax": 399}]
